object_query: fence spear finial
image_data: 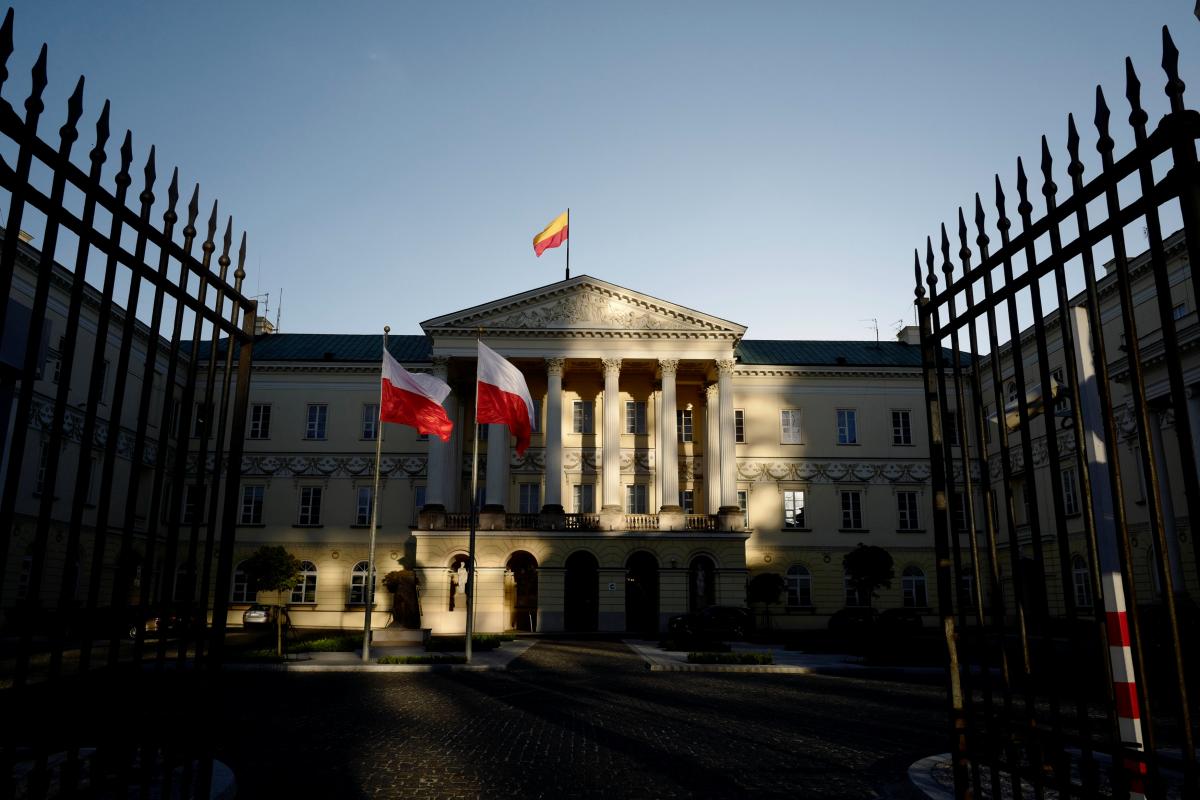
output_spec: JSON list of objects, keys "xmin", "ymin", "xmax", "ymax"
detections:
[
  {"xmin": 185, "ymin": 184, "xmax": 200, "ymax": 238},
  {"xmin": 914, "ymin": 249, "xmax": 925, "ymax": 302},
  {"xmin": 62, "ymin": 76, "xmax": 83, "ymax": 142},
  {"xmin": 925, "ymin": 236, "xmax": 938, "ymax": 293},
  {"xmin": 1125, "ymin": 57, "xmax": 1148, "ymax": 130},
  {"xmin": 141, "ymin": 145, "xmax": 156, "ymax": 203},
  {"xmin": 28, "ymin": 44, "xmax": 47, "ymax": 114},
  {"xmin": 974, "ymin": 193, "xmax": 990, "ymax": 251},
  {"xmin": 1039, "ymin": 136, "xmax": 1057, "ymax": 200},
  {"xmin": 115, "ymin": 130, "xmax": 132, "ymax": 187},
  {"xmin": 939, "ymin": 222, "xmax": 953, "ymax": 280},
  {"xmin": 1163, "ymin": 26, "xmax": 1185, "ymax": 113},
  {"xmin": 957, "ymin": 207, "xmax": 971, "ymax": 262},
  {"xmin": 0, "ymin": 9, "xmax": 14, "ymax": 90},
  {"xmin": 165, "ymin": 167, "xmax": 180, "ymax": 223},
  {"xmin": 236, "ymin": 231, "xmax": 247, "ymax": 286},
  {"xmin": 91, "ymin": 100, "xmax": 110, "ymax": 165}
]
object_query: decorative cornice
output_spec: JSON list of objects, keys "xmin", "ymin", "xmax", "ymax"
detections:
[{"xmin": 733, "ymin": 366, "xmax": 923, "ymax": 379}]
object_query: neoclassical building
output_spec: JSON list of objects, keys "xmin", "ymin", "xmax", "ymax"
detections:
[{"xmin": 224, "ymin": 275, "xmax": 938, "ymax": 634}]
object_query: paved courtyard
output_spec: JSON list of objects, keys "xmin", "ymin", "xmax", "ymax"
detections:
[{"xmin": 216, "ymin": 639, "xmax": 945, "ymax": 799}]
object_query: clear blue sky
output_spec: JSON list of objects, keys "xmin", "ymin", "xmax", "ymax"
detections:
[{"xmin": 5, "ymin": 1, "xmax": 1198, "ymax": 342}]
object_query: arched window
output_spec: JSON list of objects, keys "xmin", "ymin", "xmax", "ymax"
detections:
[
  {"xmin": 349, "ymin": 561, "xmax": 376, "ymax": 605},
  {"xmin": 1072, "ymin": 555, "xmax": 1092, "ymax": 609},
  {"xmin": 291, "ymin": 560, "xmax": 318, "ymax": 604},
  {"xmin": 902, "ymin": 566, "xmax": 928, "ymax": 608},
  {"xmin": 786, "ymin": 565, "xmax": 812, "ymax": 608},
  {"xmin": 231, "ymin": 560, "xmax": 256, "ymax": 603}
]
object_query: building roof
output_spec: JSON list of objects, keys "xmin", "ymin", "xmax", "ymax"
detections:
[
  {"xmin": 197, "ymin": 333, "xmax": 955, "ymax": 368},
  {"xmin": 735, "ymin": 339, "xmax": 925, "ymax": 367}
]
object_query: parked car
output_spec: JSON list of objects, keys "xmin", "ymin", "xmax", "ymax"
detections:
[
  {"xmin": 667, "ymin": 605, "xmax": 754, "ymax": 641},
  {"xmin": 242, "ymin": 604, "xmax": 277, "ymax": 627}
]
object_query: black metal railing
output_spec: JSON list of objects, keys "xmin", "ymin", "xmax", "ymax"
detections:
[
  {"xmin": 0, "ymin": 7, "xmax": 256, "ymax": 798},
  {"xmin": 916, "ymin": 26, "xmax": 1199, "ymax": 799}
]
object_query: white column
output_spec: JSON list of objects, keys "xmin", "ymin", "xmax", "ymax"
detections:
[
  {"xmin": 717, "ymin": 358, "xmax": 738, "ymax": 510},
  {"xmin": 442, "ymin": 393, "xmax": 459, "ymax": 509},
  {"xmin": 705, "ymin": 383, "xmax": 721, "ymax": 514},
  {"xmin": 544, "ymin": 358, "xmax": 565, "ymax": 511},
  {"xmin": 601, "ymin": 358, "xmax": 622, "ymax": 510},
  {"xmin": 424, "ymin": 357, "xmax": 450, "ymax": 509},
  {"xmin": 485, "ymin": 421, "xmax": 510, "ymax": 510},
  {"xmin": 659, "ymin": 358, "xmax": 680, "ymax": 511}
]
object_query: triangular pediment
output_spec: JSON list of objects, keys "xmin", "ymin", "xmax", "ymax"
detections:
[{"xmin": 420, "ymin": 276, "xmax": 746, "ymax": 339}]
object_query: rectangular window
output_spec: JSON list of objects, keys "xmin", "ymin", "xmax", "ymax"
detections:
[
  {"xmin": 35, "ymin": 444, "xmax": 49, "ymax": 495},
  {"xmin": 298, "ymin": 487, "xmax": 323, "ymax": 526},
  {"xmin": 944, "ymin": 410, "xmax": 960, "ymax": 446},
  {"xmin": 952, "ymin": 493, "xmax": 969, "ymax": 531},
  {"xmin": 1173, "ymin": 302, "xmax": 1188, "ymax": 321},
  {"xmin": 355, "ymin": 486, "xmax": 374, "ymax": 526},
  {"xmin": 411, "ymin": 485, "xmax": 426, "ymax": 526},
  {"xmin": 192, "ymin": 402, "xmax": 212, "ymax": 439},
  {"xmin": 737, "ymin": 490, "xmax": 748, "ymax": 529},
  {"xmin": 625, "ymin": 484, "xmax": 649, "ymax": 514},
  {"xmin": 836, "ymin": 409, "xmax": 857, "ymax": 445},
  {"xmin": 784, "ymin": 490, "xmax": 806, "ymax": 529},
  {"xmin": 677, "ymin": 409, "xmax": 693, "ymax": 442},
  {"xmin": 573, "ymin": 484, "xmax": 595, "ymax": 514},
  {"xmin": 1051, "ymin": 367, "xmax": 1070, "ymax": 415},
  {"xmin": 780, "ymin": 409, "xmax": 803, "ymax": 444},
  {"xmin": 840, "ymin": 490, "xmax": 864, "ymax": 529},
  {"xmin": 183, "ymin": 484, "xmax": 203, "ymax": 524},
  {"xmin": 844, "ymin": 575, "xmax": 867, "ymax": 607},
  {"xmin": 573, "ymin": 401, "xmax": 594, "ymax": 434},
  {"xmin": 679, "ymin": 489, "xmax": 694, "ymax": 514},
  {"xmin": 240, "ymin": 485, "xmax": 264, "ymax": 525},
  {"xmin": 248, "ymin": 403, "xmax": 272, "ymax": 440},
  {"xmin": 361, "ymin": 403, "xmax": 379, "ymax": 440},
  {"xmin": 892, "ymin": 410, "xmax": 912, "ymax": 445},
  {"xmin": 625, "ymin": 400, "xmax": 647, "ymax": 434},
  {"xmin": 734, "ymin": 409, "xmax": 745, "ymax": 443},
  {"xmin": 519, "ymin": 483, "xmax": 540, "ymax": 514},
  {"xmin": 305, "ymin": 404, "xmax": 328, "ymax": 440},
  {"xmin": 897, "ymin": 491, "xmax": 920, "ymax": 531},
  {"xmin": 1062, "ymin": 466, "xmax": 1081, "ymax": 516}
]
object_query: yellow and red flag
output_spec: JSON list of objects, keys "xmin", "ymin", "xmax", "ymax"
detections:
[{"xmin": 532, "ymin": 211, "xmax": 568, "ymax": 257}]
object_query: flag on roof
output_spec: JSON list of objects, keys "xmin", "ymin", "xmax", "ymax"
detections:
[{"xmin": 532, "ymin": 211, "xmax": 568, "ymax": 257}]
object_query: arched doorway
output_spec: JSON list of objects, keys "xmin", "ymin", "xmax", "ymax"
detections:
[
  {"xmin": 625, "ymin": 551, "xmax": 659, "ymax": 636},
  {"xmin": 505, "ymin": 551, "xmax": 539, "ymax": 632},
  {"xmin": 688, "ymin": 556, "xmax": 716, "ymax": 611},
  {"xmin": 564, "ymin": 550, "xmax": 599, "ymax": 632}
]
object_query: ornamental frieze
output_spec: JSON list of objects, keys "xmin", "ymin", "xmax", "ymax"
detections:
[
  {"xmin": 473, "ymin": 289, "xmax": 712, "ymax": 332},
  {"xmin": 986, "ymin": 427, "xmax": 1079, "ymax": 478},
  {"xmin": 736, "ymin": 460, "xmax": 935, "ymax": 484},
  {"xmin": 238, "ymin": 453, "xmax": 428, "ymax": 478},
  {"xmin": 29, "ymin": 395, "xmax": 161, "ymax": 466}
]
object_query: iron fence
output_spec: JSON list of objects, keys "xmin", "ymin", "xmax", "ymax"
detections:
[
  {"xmin": 917, "ymin": 25, "xmax": 1200, "ymax": 800},
  {"xmin": 0, "ymin": 7, "xmax": 256, "ymax": 797}
]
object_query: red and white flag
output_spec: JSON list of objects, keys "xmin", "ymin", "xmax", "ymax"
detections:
[
  {"xmin": 381, "ymin": 347, "xmax": 454, "ymax": 441},
  {"xmin": 476, "ymin": 341, "xmax": 535, "ymax": 456}
]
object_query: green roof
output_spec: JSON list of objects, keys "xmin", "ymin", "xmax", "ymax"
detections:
[
  {"xmin": 735, "ymin": 340, "xmax": 926, "ymax": 367},
  {"xmin": 192, "ymin": 334, "xmax": 431, "ymax": 363}
]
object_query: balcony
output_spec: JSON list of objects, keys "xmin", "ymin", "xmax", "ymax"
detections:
[{"xmin": 418, "ymin": 508, "xmax": 742, "ymax": 533}]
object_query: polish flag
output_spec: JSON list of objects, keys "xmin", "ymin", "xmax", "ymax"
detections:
[
  {"xmin": 381, "ymin": 347, "xmax": 454, "ymax": 441},
  {"xmin": 476, "ymin": 341, "xmax": 535, "ymax": 456}
]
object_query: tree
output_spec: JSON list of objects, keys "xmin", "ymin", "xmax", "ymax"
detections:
[
  {"xmin": 242, "ymin": 545, "xmax": 301, "ymax": 657},
  {"xmin": 842, "ymin": 544, "xmax": 895, "ymax": 608},
  {"xmin": 746, "ymin": 572, "xmax": 786, "ymax": 629}
]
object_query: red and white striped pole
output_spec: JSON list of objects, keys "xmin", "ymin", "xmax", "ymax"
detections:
[{"xmin": 1071, "ymin": 307, "xmax": 1147, "ymax": 799}]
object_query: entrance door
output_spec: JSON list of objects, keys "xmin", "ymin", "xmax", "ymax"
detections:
[
  {"xmin": 564, "ymin": 551, "xmax": 599, "ymax": 632},
  {"xmin": 506, "ymin": 551, "xmax": 539, "ymax": 631},
  {"xmin": 625, "ymin": 551, "xmax": 659, "ymax": 635}
]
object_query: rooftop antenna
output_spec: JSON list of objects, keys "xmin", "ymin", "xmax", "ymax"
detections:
[
  {"xmin": 860, "ymin": 317, "xmax": 879, "ymax": 346},
  {"xmin": 276, "ymin": 287, "xmax": 283, "ymax": 332}
]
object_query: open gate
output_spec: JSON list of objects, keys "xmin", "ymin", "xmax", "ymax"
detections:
[
  {"xmin": 916, "ymin": 25, "xmax": 1200, "ymax": 800},
  {"xmin": 0, "ymin": 7, "xmax": 256, "ymax": 797}
]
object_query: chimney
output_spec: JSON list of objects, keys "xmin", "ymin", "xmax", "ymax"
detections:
[
  {"xmin": 896, "ymin": 325, "xmax": 921, "ymax": 346},
  {"xmin": 254, "ymin": 316, "xmax": 275, "ymax": 336}
]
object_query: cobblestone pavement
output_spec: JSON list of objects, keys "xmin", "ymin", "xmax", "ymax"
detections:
[{"xmin": 216, "ymin": 639, "xmax": 945, "ymax": 799}]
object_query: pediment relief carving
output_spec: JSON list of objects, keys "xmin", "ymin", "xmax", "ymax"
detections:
[{"xmin": 427, "ymin": 281, "xmax": 741, "ymax": 335}]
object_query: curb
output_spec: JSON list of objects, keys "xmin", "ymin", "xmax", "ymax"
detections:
[{"xmin": 222, "ymin": 639, "xmax": 536, "ymax": 672}]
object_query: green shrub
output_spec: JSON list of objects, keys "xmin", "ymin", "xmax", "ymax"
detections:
[
  {"xmin": 425, "ymin": 634, "xmax": 503, "ymax": 652},
  {"xmin": 687, "ymin": 651, "xmax": 774, "ymax": 665},
  {"xmin": 377, "ymin": 654, "xmax": 467, "ymax": 665},
  {"xmin": 300, "ymin": 635, "xmax": 362, "ymax": 652}
]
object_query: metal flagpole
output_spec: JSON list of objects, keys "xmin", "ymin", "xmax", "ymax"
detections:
[
  {"xmin": 465, "ymin": 340, "xmax": 481, "ymax": 663},
  {"xmin": 565, "ymin": 208, "xmax": 570, "ymax": 281},
  {"xmin": 363, "ymin": 326, "xmax": 389, "ymax": 662}
]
